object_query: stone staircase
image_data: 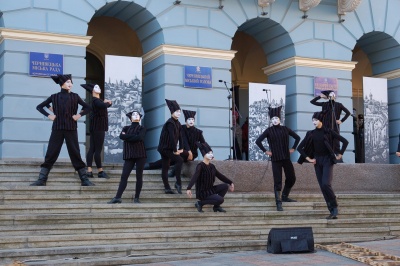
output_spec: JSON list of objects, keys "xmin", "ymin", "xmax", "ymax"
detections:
[{"xmin": 1, "ymin": 161, "xmax": 400, "ymax": 265}]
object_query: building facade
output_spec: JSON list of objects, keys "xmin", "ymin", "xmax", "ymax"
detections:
[{"xmin": 0, "ymin": 0, "xmax": 399, "ymax": 163}]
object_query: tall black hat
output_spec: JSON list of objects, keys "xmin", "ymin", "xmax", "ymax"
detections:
[
  {"xmin": 80, "ymin": 83, "xmax": 101, "ymax": 93},
  {"xmin": 312, "ymin": 111, "xmax": 326, "ymax": 121},
  {"xmin": 183, "ymin": 109, "xmax": 196, "ymax": 121},
  {"xmin": 321, "ymin": 90, "xmax": 336, "ymax": 99},
  {"xmin": 196, "ymin": 142, "xmax": 213, "ymax": 157},
  {"xmin": 51, "ymin": 74, "xmax": 73, "ymax": 86},
  {"xmin": 165, "ymin": 99, "xmax": 180, "ymax": 114},
  {"xmin": 268, "ymin": 106, "xmax": 282, "ymax": 119}
]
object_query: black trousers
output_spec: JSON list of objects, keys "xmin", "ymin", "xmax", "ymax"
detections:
[
  {"xmin": 159, "ymin": 150, "xmax": 183, "ymax": 189},
  {"xmin": 314, "ymin": 155, "xmax": 337, "ymax": 207},
  {"xmin": 115, "ymin": 157, "xmax": 146, "ymax": 199},
  {"xmin": 86, "ymin": 130, "xmax": 105, "ymax": 168},
  {"xmin": 271, "ymin": 159, "xmax": 296, "ymax": 191},
  {"xmin": 149, "ymin": 150, "xmax": 191, "ymax": 169},
  {"xmin": 199, "ymin": 183, "xmax": 229, "ymax": 207},
  {"xmin": 41, "ymin": 130, "xmax": 86, "ymax": 170}
]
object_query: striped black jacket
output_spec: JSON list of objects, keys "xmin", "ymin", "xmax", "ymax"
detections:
[
  {"xmin": 157, "ymin": 118, "xmax": 183, "ymax": 153},
  {"xmin": 255, "ymin": 125, "xmax": 300, "ymax": 162},
  {"xmin": 119, "ymin": 122, "xmax": 147, "ymax": 160},
  {"xmin": 36, "ymin": 89, "xmax": 91, "ymax": 131},
  {"xmin": 90, "ymin": 98, "xmax": 111, "ymax": 132},
  {"xmin": 186, "ymin": 162, "xmax": 233, "ymax": 200},
  {"xmin": 181, "ymin": 126, "xmax": 205, "ymax": 159}
]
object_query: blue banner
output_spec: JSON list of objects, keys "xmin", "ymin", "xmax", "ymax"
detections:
[
  {"xmin": 184, "ymin": 66, "xmax": 212, "ymax": 89},
  {"xmin": 29, "ymin": 52, "xmax": 63, "ymax": 77}
]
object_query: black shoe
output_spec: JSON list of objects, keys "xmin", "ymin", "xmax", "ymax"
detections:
[
  {"xmin": 282, "ymin": 196, "xmax": 297, "ymax": 202},
  {"xmin": 87, "ymin": 172, "xmax": 94, "ymax": 178},
  {"xmin": 195, "ymin": 201, "xmax": 204, "ymax": 212},
  {"xmin": 326, "ymin": 208, "xmax": 338, "ymax": 219},
  {"xmin": 133, "ymin": 198, "xmax": 141, "ymax": 204},
  {"xmin": 164, "ymin": 188, "xmax": 175, "ymax": 194},
  {"xmin": 81, "ymin": 179, "xmax": 95, "ymax": 186},
  {"xmin": 213, "ymin": 206, "xmax": 226, "ymax": 213},
  {"xmin": 98, "ymin": 171, "xmax": 110, "ymax": 179},
  {"xmin": 108, "ymin": 197, "xmax": 122, "ymax": 204},
  {"xmin": 174, "ymin": 182, "xmax": 182, "ymax": 194},
  {"xmin": 276, "ymin": 202, "xmax": 283, "ymax": 211}
]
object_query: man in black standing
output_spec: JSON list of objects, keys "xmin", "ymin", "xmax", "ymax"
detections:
[
  {"xmin": 31, "ymin": 74, "xmax": 94, "ymax": 186},
  {"xmin": 81, "ymin": 83, "xmax": 112, "ymax": 178},
  {"xmin": 256, "ymin": 106, "xmax": 301, "ymax": 211},
  {"xmin": 310, "ymin": 90, "xmax": 350, "ymax": 158},
  {"xmin": 157, "ymin": 99, "xmax": 184, "ymax": 194},
  {"xmin": 297, "ymin": 111, "xmax": 348, "ymax": 219}
]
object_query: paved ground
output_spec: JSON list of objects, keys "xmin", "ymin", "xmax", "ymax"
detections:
[{"xmin": 146, "ymin": 238, "xmax": 400, "ymax": 266}]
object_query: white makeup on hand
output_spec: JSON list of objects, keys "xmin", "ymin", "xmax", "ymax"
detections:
[
  {"xmin": 186, "ymin": 118, "xmax": 195, "ymax": 127},
  {"xmin": 271, "ymin": 116, "xmax": 280, "ymax": 126}
]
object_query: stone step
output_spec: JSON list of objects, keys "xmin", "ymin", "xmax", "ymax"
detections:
[
  {"xmin": 1, "ymin": 217, "xmax": 399, "ymax": 237},
  {"xmin": 0, "ymin": 200, "xmax": 400, "ymax": 215},
  {"xmin": 1, "ymin": 225, "xmax": 394, "ymax": 250}
]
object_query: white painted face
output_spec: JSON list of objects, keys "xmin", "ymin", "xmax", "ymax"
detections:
[
  {"xmin": 329, "ymin": 92, "xmax": 336, "ymax": 99},
  {"xmin": 186, "ymin": 118, "xmax": 195, "ymax": 127},
  {"xmin": 61, "ymin": 80, "xmax": 73, "ymax": 91},
  {"xmin": 131, "ymin": 112, "xmax": 141, "ymax": 122},
  {"xmin": 271, "ymin": 116, "xmax": 280, "ymax": 126},
  {"xmin": 205, "ymin": 151, "xmax": 214, "ymax": 160},
  {"xmin": 312, "ymin": 118, "xmax": 321, "ymax": 128},
  {"xmin": 172, "ymin": 110, "xmax": 181, "ymax": 119}
]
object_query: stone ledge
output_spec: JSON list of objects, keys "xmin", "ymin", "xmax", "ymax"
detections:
[{"xmin": 182, "ymin": 161, "xmax": 400, "ymax": 193}]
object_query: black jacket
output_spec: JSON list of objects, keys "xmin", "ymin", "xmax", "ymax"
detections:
[
  {"xmin": 120, "ymin": 122, "xmax": 146, "ymax": 160},
  {"xmin": 90, "ymin": 98, "xmax": 112, "ymax": 132},
  {"xmin": 157, "ymin": 118, "xmax": 183, "ymax": 153},
  {"xmin": 37, "ymin": 89, "xmax": 91, "ymax": 131},
  {"xmin": 297, "ymin": 127, "xmax": 348, "ymax": 164}
]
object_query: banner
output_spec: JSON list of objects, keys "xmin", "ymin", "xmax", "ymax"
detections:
[
  {"xmin": 184, "ymin": 66, "xmax": 212, "ymax": 89},
  {"xmin": 103, "ymin": 55, "xmax": 142, "ymax": 163},
  {"xmin": 29, "ymin": 52, "xmax": 63, "ymax": 77},
  {"xmin": 363, "ymin": 77, "xmax": 388, "ymax": 164},
  {"xmin": 248, "ymin": 83, "xmax": 286, "ymax": 161}
]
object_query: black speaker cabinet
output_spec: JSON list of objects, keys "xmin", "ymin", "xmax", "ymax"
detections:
[{"xmin": 267, "ymin": 227, "xmax": 314, "ymax": 254}]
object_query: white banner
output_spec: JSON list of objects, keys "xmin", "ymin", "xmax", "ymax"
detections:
[
  {"xmin": 363, "ymin": 77, "xmax": 388, "ymax": 164},
  {"xmin": 104, "ymin": 55, "xmax": 142, "ymax": 163},
  {"xmin": 248, "ymin": 82, "xmax": 286, "ymax": 161}
]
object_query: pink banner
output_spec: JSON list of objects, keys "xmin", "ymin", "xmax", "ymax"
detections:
[{"xmin": 313, "ymin": 77, "xmax": 338, "ymax": 97}]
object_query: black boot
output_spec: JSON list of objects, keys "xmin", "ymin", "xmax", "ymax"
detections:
[
  {"xmin": 168, "ymin": 165, "xmax": 176, "ymax": 177},
  {"xmin": 98, "ymin": 171, "xmax": 110, "ymax": 179},
  {"xmin": 213, "ymin": 205, "xmax": 226, "ymax": 212},
  {"xmin": 282, "ymin": 186, "xmax": 297, "ymax": 202},
  {"xmin": 77, "ymin": 168, "xmax": 95, "ymax": 186},
  {"xmin": 326, "ymin": 199, "xmax": 338, "ymax": 219},
  {"xmin": 274, "ymin": 190, "xmax": 283, "ymax": 211},
  {"xmin": 30, "ymin": 167, "xmax": 50, "ymax": 186},
  {"xmin": 174, "ymin": 182, "xmax": 182, "ymax": 194},
  {"xmin": 195, "ymin": 201, "xmax": 204, "ymax": 212}
]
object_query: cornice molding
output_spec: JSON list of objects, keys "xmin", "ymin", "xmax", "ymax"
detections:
[
  {"xmin": 262, "ymin": 56, "xmax": 357, "ymax": 75},
  {"xmin": 299, "ymin": 0, "xmax": 321, "ymax": 12},
  {"xmin": 338, "ymin": 0, "xmax": 362, "ymax": 15},
  {"xmin": 142, "ymin": 44, "xmax": 236, "ymax": 65},
  {"xmin": 374, "ymin": 69, "xmax": 400, "ymax": 80},
  {"xmin": 0, "ymin": 28, "xmax": 91, "ymax": 47}
]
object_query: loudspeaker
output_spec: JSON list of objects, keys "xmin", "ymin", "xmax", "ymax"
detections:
[{"xmin": 267, "ymin": 227, "xmax": 314, "ymax": 254}]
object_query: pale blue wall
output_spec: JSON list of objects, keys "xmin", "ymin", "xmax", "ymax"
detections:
[{"xmin": 0, "ymin": 0, "xmax": 399, "ymax": 163}]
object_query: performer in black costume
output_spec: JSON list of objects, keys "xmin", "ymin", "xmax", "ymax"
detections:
[
  {"xmin": 31, "ymin": 74, "xmax": 94, "ymax": 186},
  {"xmin": 108, "ymin": 110, "xmax": 146, "ymax": 204},
  {"xmin": 255, "ymin": 106, "xmax": 301, "ymax": 211},
  {"xmin": 297, "ymin": 111, "xmax": 348, "ymax": 219},
  {"xmin": 166, "ymin": 109, "xmax": 206, "ymax": 177},
  {"xmin": 310, "ymin": 90, "xmax": 350, "ymax": 157},
  {"xmin": 186, "ymin": 142, "xmax": 234, "ymax": 213},
  {"xmin": 157, "ymin": 99, "xmax": 184, "ymax": 194},
  {"xmin": 81, "ymin": 83, "xmax": 112, "ymax": 178}
]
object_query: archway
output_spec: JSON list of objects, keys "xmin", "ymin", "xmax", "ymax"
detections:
[{"xmin": 352, "ymin": 31, "xmax": 400, "ymax": 163}]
